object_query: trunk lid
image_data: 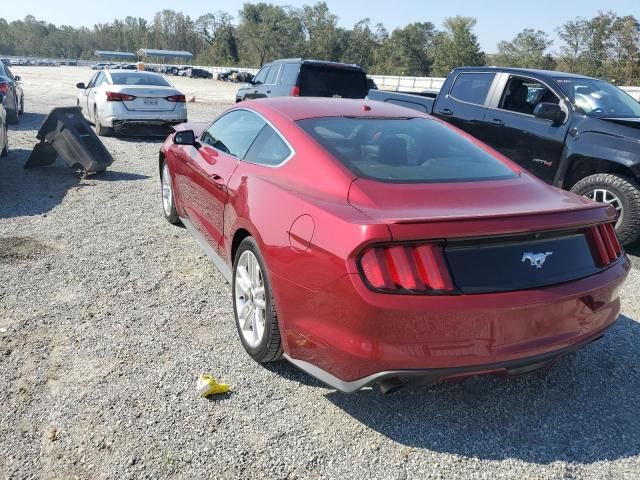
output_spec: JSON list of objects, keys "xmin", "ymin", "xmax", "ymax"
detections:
[
  {"xmin": 348, "ymin": 175, "xmax": 619, "ymax": 293},
  {"xmin": 114, "ymin": 86, "xmax": 182, "ymax": 112}
]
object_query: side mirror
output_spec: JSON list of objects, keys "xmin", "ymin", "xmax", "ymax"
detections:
[
  {"xmin": 14, "ymin": 76, "xmax": 20, "ymax": 81},
  {"xmin": 533, "ymin": 102, "xmax": 566, "ymax": 126},
  {"xmin": 174, "ymin": 130, "xmax": 197, "ymax": 146},
  {"xmin": 76, "ymin": 82, "xmax": 86, "ymax": 89}
]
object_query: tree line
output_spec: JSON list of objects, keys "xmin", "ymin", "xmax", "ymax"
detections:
[{"xmin": 1, "ymin": 3, "xmax": 639, "ymax": 84}]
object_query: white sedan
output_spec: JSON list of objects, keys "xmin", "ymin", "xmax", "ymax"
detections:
[{"xmin": 76, "ymin": 70, "xmax": 187, "ymax": 136}]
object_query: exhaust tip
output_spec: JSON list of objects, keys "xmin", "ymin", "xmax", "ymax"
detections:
[{"xmin": 378, "ymin": 377, "xmax": 405, "ymax": 395}]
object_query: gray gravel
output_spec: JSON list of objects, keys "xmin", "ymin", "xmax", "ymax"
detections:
[{"xmin": 1, "ymin": 67, "xmax": 640, "ymax": 480}]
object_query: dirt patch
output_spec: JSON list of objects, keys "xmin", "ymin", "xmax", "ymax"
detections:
[{"xmin": 0, "ymin": 236, "xmax": 51, "ymax": 263}]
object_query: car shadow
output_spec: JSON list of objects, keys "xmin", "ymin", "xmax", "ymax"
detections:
[
  {"xmin": 0, "ymin": 148, "xmax": 148, "ymax": 219},
  {"xmin": 324, "ymin": 315, "xmax": 640, "ymax": 464},
  {"xmin": 9, "ymin": 112, "xmax": 48, "ymax": 131}
]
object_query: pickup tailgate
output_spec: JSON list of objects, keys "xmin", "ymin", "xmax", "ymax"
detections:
[{"xmin": 367, "ymin": 89, "xmax": 435, "ymax": 114}]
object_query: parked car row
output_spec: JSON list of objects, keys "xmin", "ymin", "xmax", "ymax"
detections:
[{"xmin": 92, "ymin": 62, "xmax": 137, "ymax": 70}]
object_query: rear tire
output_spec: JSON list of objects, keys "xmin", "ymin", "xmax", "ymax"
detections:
[
  {"xmin": 571, "ymin": 173, "xmax": 640, "ymax": 245},
  {"xmin": 94, "ymin": 108, "xmax": 113, "ymax": 137},
  {"xmin": 233, "ymin": 237, "xmax": 283, "ymax": 363}
]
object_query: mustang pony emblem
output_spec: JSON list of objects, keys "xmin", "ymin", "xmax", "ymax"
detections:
[{"xmin": 522, "ymin": 251, "xmax": 553, "ymax": 268}]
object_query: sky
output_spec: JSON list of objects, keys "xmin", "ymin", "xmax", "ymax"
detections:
[{"xmin": 1, "ymin": 0, "xmax": 638, "ymax": 53}]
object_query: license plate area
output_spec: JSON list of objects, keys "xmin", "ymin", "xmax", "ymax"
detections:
[
  {"xmin": 445, "ymin": 232, "xmax": 600, "ymax": 293},
  {"xmin": 143, "ymin": 98, "xmax": 158, "ymax": 105}
]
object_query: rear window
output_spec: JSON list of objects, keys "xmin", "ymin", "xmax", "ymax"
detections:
[
  {"xmin": 449, "ymin": 73, "xmax": 495, "ymax": 105},
  {"xmin": 297, "ymin": 117, "xmax": 517, "ymax": 183},
  {"xmin": 299, "ymin": 65, "xmax": 367, "ymax": 99},
  {"xmin": 280, "ymin": 64, "xmax": 299, "ymax": 85},
  {"xmin": 110, "ymin": 73, "xmax": 171, "ymax": 86}
]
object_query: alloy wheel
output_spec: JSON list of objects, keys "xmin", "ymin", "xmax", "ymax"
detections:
[
  {"xmin": 161, "ymin": 163, "xmax": 173, "ymax": 216},
  {"xmin": 234, "ymin": 250, "xmax": 267, "ymax": 348},
  {"xmin": 584, "ymin": 188, "xmax": 623, "ymax": 228}
]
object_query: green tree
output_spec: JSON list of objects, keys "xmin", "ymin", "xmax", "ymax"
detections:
[
  {"xmin": 556, "ymin": 18, "xmax": 589, "ymax": 72},
  {"xmin": 432, "ymin": 16, "xmax": 485, "ymax": 76},
  {"xmin": 495, "ymin": 28, "xmax": 554, "ymax": 69}
]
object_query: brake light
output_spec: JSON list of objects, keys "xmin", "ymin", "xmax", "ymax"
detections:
[
  {"xmin": 106, "ymin": 91, "xmax": 136, "ymax": 101},
  {"xmin": 359, "ymin": 243, "xmax": 455, "ymax": 293},
  {"xmin": 0, "ymin": 82, "xmax": 8, "ymax": 94},
  {"xmin": 166, "ymin": 94, "xmax": 186, "ymax": 102},
  {"xmin": 587, "ymin": 223, "xmax": 623, "ymax": 267},
  {"xmin": 290, "ymin": 86, "xmax": 300, "ymax": 97}
]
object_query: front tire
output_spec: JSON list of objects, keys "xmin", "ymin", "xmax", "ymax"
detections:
[
  {"xmin": 161, "ymin": 161, "xmax": 180, "ymax": 225},
  {"xmin": 233, "ymin": 237, "xmax": 283, "ymax": 363},
  {"xmin": 571, "ymin": 173, "xmax": 640, "ymax": 245}
]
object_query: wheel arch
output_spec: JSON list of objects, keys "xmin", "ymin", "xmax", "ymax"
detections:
[{"xmin": 563, "ymin": 156, "xmax": 637, "ymax": 190}]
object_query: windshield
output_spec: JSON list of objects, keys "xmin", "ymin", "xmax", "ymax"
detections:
[
  {"xmin": 555, "ymin": 77, "xmax": 640, "ymax": 118},
  {"xmin": 297, "ymin": 117, "xmax": 518, "ymax": 183},
  {"xmin": 110, "ymin": 72, "xmax": 171, "ymax": 87}
]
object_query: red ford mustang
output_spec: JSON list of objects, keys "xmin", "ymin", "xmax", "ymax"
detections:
[{"xmin": 159, "ymin": 98, "xmax": 629, "ymax": 393}]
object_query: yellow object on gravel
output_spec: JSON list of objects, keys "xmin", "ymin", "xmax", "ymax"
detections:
[{"xmin": 197, "ymin": 374, "xmax": 230, "ymax": 397}]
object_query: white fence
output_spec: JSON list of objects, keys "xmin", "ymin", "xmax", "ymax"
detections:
[{"xmin": 370, "ymin": 74, "xmax": 640, "ymax": 101}]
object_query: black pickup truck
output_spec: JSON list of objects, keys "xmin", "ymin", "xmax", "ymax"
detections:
[{"xmin": 368, "ymin": 67, "xmax": 640, "ymax": 245}]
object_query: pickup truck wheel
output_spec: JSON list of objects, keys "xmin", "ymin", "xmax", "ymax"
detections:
[
  {"xmin": 233, "ymin": 237, "xmax": 283, "ymax": 363},
  {"xmin": 571, "ymin": 173, "xmax": 640, "ymax": 245},
  {"xmin": 160, "ymin": 161, "xmax": 181, "ymax": 225}
]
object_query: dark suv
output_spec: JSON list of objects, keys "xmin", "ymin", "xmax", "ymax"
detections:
[{"xmin": 235, "ymin": 59, "xmax": 368, "ymax": 102}]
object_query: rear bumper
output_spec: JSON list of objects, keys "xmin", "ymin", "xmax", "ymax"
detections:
[
  {"xmin": 285, "ymin": 326, "xmax": 608, "ymax": 393},
  {"xmin": 276, "ymin": 256, "xmax": 630, "ymax": 391}
]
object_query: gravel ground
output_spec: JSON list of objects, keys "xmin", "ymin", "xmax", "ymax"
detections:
[{"xmin": 1, "ymin": 66, "xmax": 640, "ymax": 480}]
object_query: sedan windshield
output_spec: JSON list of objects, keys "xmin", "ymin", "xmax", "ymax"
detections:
[
  {"xmin": 297, "ymin": 117, "xmax": 518, "ymax": 183},
  {"xmin": 555, "ymin": 77, "xmax": 640, "ymax": 118},
  {"xmin": 110, "ymin": 72, "xmax": 171, "ymax": 87}
]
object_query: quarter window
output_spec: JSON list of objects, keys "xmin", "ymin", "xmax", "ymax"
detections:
[
  {"xmin": 280, "ymin": 64, "xmax": 299, "ymax": 85},
  {"xmin": 200, "ymin": 110, "xmax": 266, "ymax": 158},
  {"xmin": 449, "ymin": 73, "xmax": 495, "ymax": 105},
  {"xmin": 244, "ymin": 126, "xmax": 292, "ymax": 166}
]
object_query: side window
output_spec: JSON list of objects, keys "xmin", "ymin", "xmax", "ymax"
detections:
[
  {"xmin": 265, "ymin": 64, "xmax": 281, "ymax": 85},
  {"xmin": 4, "ymin": 66, "xmax": 15, "ymax": 81},
  {"xmin": 87, "ymin": 73, "xmax": 98, "ymax": 88},
  {"xmin": 449, "ymin": 73, "xmax": 495, "ymax": 105},
  {"xmin": 253, "ymin": 66, "xmax": 270, "ymax": 85},
  {"xmin": 280, "ymin": 64, "xmax": 299, "ymax": 85},
  {"xmin": 200, "ymin": 110, "xmax": 266, "ymax": 158},
  {"xmin": 92, "ymin": 72, "xmax": 104, "ymax": 88},
  {"xmin": 500, "ymin": 76, "xmax": 560, "ymax": 116},
  {"xmin": 244, "ymin": 126, "xmax": 292, "ymax": 166}
]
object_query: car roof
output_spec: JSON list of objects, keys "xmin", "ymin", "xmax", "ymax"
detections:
[
  {"xmin": 267, "ymin": 58, "xmax": 362, "ymax": 70},
  {"xmin": 241, "ymin": 97, "xmax": 426, "ymax": 122},
  {"xmin": 455, "ymin": 66, "xmax": 595, "ymax": 81}
]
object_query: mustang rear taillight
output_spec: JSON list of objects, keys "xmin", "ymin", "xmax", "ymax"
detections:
[
  {"xmin": 587, "ymin": 223, "xmax": 623, "ymax": 267},
  {"xmin": 106, "ymin": 91, "xmax": 136, "ymax": 101},
  {"xmin": 166, "ymin": 94, "xmax": 186, "ymax": 102},
  {"xmin": 359, "ymin": 243, "xmax": 455, "ymax": 294}
]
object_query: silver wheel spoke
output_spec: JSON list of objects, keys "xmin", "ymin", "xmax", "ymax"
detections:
[
  {"xmin": 234, "ymin": 249, "xmax": 268, "ymax": 348},
  {"xmin": 585, "ymin": 187, "xmax": 623, "ymax": 229}
]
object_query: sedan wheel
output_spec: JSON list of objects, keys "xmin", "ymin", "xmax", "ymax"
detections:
[{"xmin": 233, "ymin": 237, "xmax": 283, "ymax": 362}]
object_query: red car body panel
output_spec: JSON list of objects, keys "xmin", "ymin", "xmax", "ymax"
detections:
[{"xmin": 161, "ymin": 98, "xmax": 629, "ymax": 392}]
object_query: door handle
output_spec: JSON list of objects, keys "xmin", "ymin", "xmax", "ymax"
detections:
[
  {"xmin": 266, "ymin": 90, "xmax": 271, "ymax": 94},
  {"xmin": 438, "ymin": 108, "xmax": 453, "ymax": 116},
  {"xmin": 491, "ymin": 118, "xmax": 504, "ymax": 126}
]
